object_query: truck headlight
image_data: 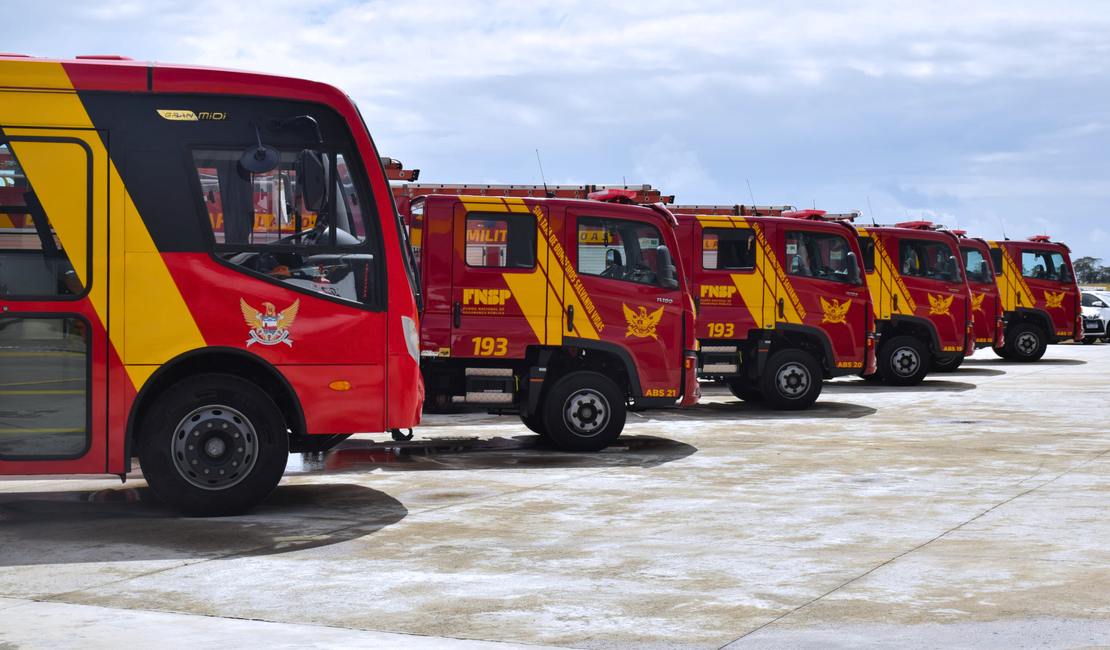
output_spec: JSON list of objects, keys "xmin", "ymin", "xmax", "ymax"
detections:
[{"xmin": 402, "ymin": 316, "xmax": 420, "ymax": 363}]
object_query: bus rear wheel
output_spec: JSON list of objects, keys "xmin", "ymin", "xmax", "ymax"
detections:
[
  {"xmin": 759, "ymin": 350, "xmax": 822, "ymax": 410},
  {"xmin": 543, "ymin": 371, "xmax": 626, "ymax": 452},
  {"xmin": 137, "ymin": 374, "xmax": 289, "ymax": 517},
  {"xmin": 878, "ymin": 335, "xmax": 930, "ymax": 386}
]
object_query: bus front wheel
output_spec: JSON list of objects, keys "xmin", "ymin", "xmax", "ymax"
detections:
[{"xmin": 137, "ymin": 373, "xmax": 289, "ymax": 517}]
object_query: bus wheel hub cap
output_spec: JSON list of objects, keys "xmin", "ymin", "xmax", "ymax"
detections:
[
  {"xmin": 172, "ymin": 405, "xmax": 258, "ymax": 491},
  {"xmin": 892, "ymin": 347, "xmax": 919, "ymax": 375},
  {"xmin": 776, "ymin": 363, "xmax": 809, "ymax": 397},
  {"xmin": 564, "ymin": 390, "xmax": 609, "ymax": 437}
]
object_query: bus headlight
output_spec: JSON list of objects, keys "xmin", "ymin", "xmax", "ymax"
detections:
[{"xmin": 402, "ymin": 316, "xmax": 420, "ymax": 363}]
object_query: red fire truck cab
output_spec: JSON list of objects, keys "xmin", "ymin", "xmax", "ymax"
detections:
[
  {"xmin": 855, "ymin": 222, "xmax": 974, "ymax": 383},
  {"xmin": 405, "ymin": 188, "xmax": 698, "ymax": 451},
  {"xmin": 987, "ymin": 235, "xmax": 1084, "ymax": 360},
  {"xmin": 952, "ymin": 231, "xmax": 1006, "ymax": 359},
  {"xmin": 668, "ymin": 205, "xmax": 877, "ymax": 409}
]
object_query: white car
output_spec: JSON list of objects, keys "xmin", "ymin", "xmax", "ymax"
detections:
[{"xmin": 1081, "ymin": 292, "xmax": 1110, "ymax": 343}]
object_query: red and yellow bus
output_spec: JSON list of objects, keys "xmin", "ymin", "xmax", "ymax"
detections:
[{"xmin": 0, "ymin": 55, "xmax": 424, "ymax": 515}]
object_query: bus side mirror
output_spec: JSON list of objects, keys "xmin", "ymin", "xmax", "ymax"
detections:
[
  {"xmin": 299, "ymin": 149, "xmax": 329, "ymax": 213},
  {"xmin": 657, "ymin": 245, "xmax": 679, "ymax": 290},
  {"xmin": 847, "ymin": 251, "xmax": 862, "ymax": 285},
  {"xmin": 950, "ymin": 255, "xmax": 963, "ymax": 282}
]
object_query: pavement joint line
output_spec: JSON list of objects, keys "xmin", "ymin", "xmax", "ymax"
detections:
[
  {"xmin": 1, "ymin": 599, "xmax": 577, "ymax": 650},
  {"xmin": 718, "ymin": 444, "xmax": 1110, "ymax": 649},
  {"xmin": 0, "ymin": 599, "xmax": 31, "ymax": 612}
]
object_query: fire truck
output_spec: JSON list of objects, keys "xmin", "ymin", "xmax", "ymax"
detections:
[
  {"xmin": 397, "ymin": 183, "xmax": 698, "ymax": 451},
  {"xmin": 855, "ymin": 221, "xmax": 975, "ymax": 384},
  {"xmin": 986, "ymin": 235, "xmax": 1084, "ymax": 360},
  {"xmin": 0, "ymin": 55, "xmax": 424, "ymax": 515},
  {"xmin": 665, "ymin": 205, "xmax": 877, "ymax": 409},
  {"xmin": 952, "ymin": 231, "xmax": 1006, "ymax": 364}
]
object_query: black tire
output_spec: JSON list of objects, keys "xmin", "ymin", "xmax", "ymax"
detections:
[
  {"xmin": 1082, "ymin": 336, "xmax": 1097, "ymax": 345},
  {"xmin": 931, "ymin": 354, "xmax": 964, "ymax": 372},
  {"xmin": 877, "ymin": 335, "xmax": 930, "ymax": 386},
  {"xmin": 725, "ymin": 378, "xmax": 765, "ymax": 402},
  {"xmin": 542, "ymin": 371, "xmax": 626, "ymax": 452},
  {"xmin": 519, "ymin": 411, "xmax": 549, "ymax": 438},
  {"xmin": 759, "ymin": 350, "xmax": 822, "ymax": 410},
  {"xmin": 1005, "ymin": 323, "xmax": 1047, "ymax": 362},
  {"xmin": 137, "ymin": 373, "xmax": 289, "ymax": 517},
  {"xmin": 993, "ymin": 346, "xmax": 1011, "ymax": 359},
  {"xmin": 861, "ymin": 371, "xmax": 884, "ymax": 382}
]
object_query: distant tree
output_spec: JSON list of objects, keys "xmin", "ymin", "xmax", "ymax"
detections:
[{"xmin": 1073, "ymin": 256, "xmax": 1110, "ymax": 285}]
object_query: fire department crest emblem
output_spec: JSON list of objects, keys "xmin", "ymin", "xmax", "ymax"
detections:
[
  {"xmin": 971, "ymin": 293, "xmax": 985, "ymax": 311},
  {"xmin": 820, "ymin": 297, "xmax": 850, "ymax": 324},
  {"xmin": 928, "ymin": 293, "xmax": 953, "ymax": 316},
  {"xmin": 241, "ymin": 298, "xmax": 299, "ymax": 347},
  {"xmin": 1045, "ymin": 291, "xmax": 1064, "ymax": 309},
  {"xmin": 623, "ymin": 304, "xmax": 664, "ymax": 339}
]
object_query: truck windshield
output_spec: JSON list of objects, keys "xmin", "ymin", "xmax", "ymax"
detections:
[{"xmin": 899, "ymin": 238, "xmax": 961, "ymax": 283}]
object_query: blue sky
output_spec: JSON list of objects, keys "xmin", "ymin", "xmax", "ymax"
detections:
[{"xmin": 9, "ymin": 1, "xmax": 1110, "ymax": 258}]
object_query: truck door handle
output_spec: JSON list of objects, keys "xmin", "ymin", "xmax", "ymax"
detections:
[
  {"xmin": 454, "ymin": 301, "xmax": 461, "ymax": 328},
  {"xmin": 1017, "ymin": 291, "xmax": 1022, "ymax": 305},
  {"xmin": 893, "ymin": 294, "xmax": 898, "ymax": 311},
  {"xmin": 778, "ymin": 298, "xmax": 785, "ymax": 318},
  {"xmin": 567, "ymin": 305, "xmax": 574, "ymax": 332}
]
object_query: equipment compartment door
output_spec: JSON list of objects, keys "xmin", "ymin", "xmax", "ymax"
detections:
[
  {"xmin": 450, "ymin": 200, "xmax": 547, "ymax": 359},
  {"xmin": 0, "ymin": 130, "xmax": 109, "ymax": 475},
  {"xmin": 565, "ymin": 208, "xmax": 685, "ymax": 395}
]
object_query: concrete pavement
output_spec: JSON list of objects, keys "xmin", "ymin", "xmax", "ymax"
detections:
[{"xmin": 2, "ymin": 344, "xmax": 1110, "ymax": 649}]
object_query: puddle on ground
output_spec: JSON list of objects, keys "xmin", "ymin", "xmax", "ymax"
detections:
[{"xmin": 285, "ymin": 435, "xmax": 696, "ymax": 474}]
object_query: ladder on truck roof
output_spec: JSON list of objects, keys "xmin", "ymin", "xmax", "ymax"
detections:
[
  {"xmin": 393, "ymin": 182, "xmax": 674, "ymax": 204},
  {"xmin": 666, "ymin": 204, "xmax": 796, "ymax": 216}
]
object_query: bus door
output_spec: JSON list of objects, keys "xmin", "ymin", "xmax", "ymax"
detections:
[
  {"xmin": 565, "ymin": 207, "xmax": 685, "ymax": 393},
  {"xmin": 0, "ymin": 131, "xmax": 109, "ymax": 475},
  {"xmin": 1019, "ymin": 245, "xmax": 1078, "ymax": 337},
  {"xmin": 450, "ymin": 200, "xmax": 545, "ymax": 359},
  {"xmin": 780, "ymin": 225, "xmax": 868, "ymax": 368}
]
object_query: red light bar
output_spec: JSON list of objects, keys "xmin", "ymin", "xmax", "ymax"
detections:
[
  {"xmin": 896, "ymin": 221, "xmax": 934, "ymax": 230},
  {"xmin": 1027, "ymin": 235, "xmax": 1052, "ymax": 242},
  {"xmin": 952, "ymin": 230, "xmax": 967, "ymax": 237},
  {"xmin": 588, "ymin": 188, "xmax": 637, "ymax": 202},
  {"xmin": 782, "ymin": 209, "xmax": 827, "ymax": 220}
]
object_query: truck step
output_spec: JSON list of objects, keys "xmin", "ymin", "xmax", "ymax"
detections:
[{"xmin": 465, "ymin": 367, "xmax": 514, "ymax": 377}]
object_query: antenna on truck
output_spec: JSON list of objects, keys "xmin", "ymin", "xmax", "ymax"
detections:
[
  {"xmin": 746, "ymin": 179, "xmax": 756, "ymax": 205},
  {"xmin": 998, "ymin": 215, "xmax": 1008, "ymax": 240},
  {"xmin": 535, "ymin": 150, "xmax": 553, "ymax": 198},
  {"xmin": 867, "ymin": 197, "xmax": 877, "ymax": 226}
]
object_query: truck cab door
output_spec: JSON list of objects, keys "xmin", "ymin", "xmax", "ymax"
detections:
[
  {"xmin": 894, "ymin": 235, "xmax": 966, "ymax": 354},
  {"xmin": 564, "ymin": 207, "xmax": 685, "ymax": 398},
  {"xmin": 696, "ymin": 219, "xmax": 763, "ymax": 342},
  {"xmin": 1018, "ymin": 246, "xmax": 1078, "ymax": 338},
  {"xmin": 779, "ymin": 225, "xmax": 868, "ymax": 370},
  {"xmin": 0, "ymin": 131, "xmax": 109, "ymax": 475}
]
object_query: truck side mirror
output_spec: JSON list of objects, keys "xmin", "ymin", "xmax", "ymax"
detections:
[
  {"xmin": 949, "ymin": 255, "xmax": 963, "ymax": 283},
  {"xmin": 847, "ymin": 251, "xmax": 862, "ymax": 285},
  {"xmin": 298, "ymin": 149, "xmax": 329, "ymax": 214},
  {"xmin": 980, "ymin": 261, "xmax": 990, "ymax": 277},
  {"xmin": 656, "ymin": 245, "xmax": 679, "ymax": 290}
]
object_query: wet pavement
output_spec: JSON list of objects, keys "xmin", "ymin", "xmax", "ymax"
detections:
[{"xmin": 2, "ymin": 344, "xmax": 1110, "ymax": 649}]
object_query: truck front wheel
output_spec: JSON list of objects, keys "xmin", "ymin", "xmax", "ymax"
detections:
[
  {"xmin": 878, "ymin": 335, "xmax": 930, "ymax": 386},
  {"xmin": 543, "ymin": 371, "xmax": 626, "ymax": 452},
  {"xmin": 931, "ymin": 354, "xmax": 964, "ymax": 372},
  {"xmin": 759, "ymin": 350, "xmax": 822, "ymax": 410},
  {"xmin": 725, "ymin": 378, "xmax": 765, "ymax": 402},
  {"xmin": 1005, "ymin": 323, "xmax": 1047, "ymax": 362},
  {"xmin": 137, "ymin": 374, "xmax": 289, "ymax": 517}
]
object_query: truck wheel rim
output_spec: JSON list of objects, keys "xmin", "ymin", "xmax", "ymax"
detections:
[
  {"xmin": 562, "ymin": 389, "xmax": 610, "ymax": 437},
  {"xmin": 775, "ymin": 362, "xmax": 810, "ymax": 398},
  {"xmin": 1016, "ymin": 332, "xmax": 1038, "ymax": 355},
  {"xmin": 890, "ymin": 346, "xmax": 920, "ymax": 376},
  {"xmin": 171, "ymin": 405, "xmax": 259, "ymax": 491}
]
